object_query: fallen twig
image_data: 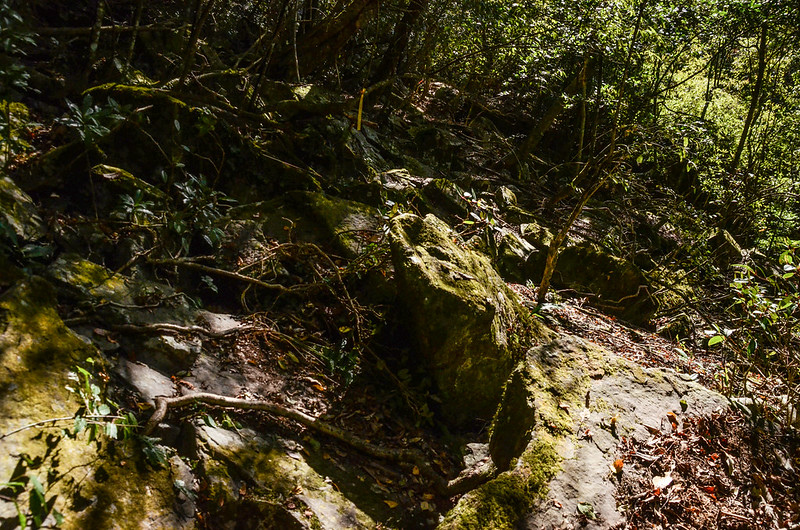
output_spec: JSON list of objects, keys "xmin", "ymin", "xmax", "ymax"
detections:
[{"xmin": 0, "ymin": 415, "xmax": 128, "ymax": 440}]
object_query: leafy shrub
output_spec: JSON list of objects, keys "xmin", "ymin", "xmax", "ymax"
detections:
[{"xmin": 718, "ymin": 240, "xmax": 800, "ymax": 426}]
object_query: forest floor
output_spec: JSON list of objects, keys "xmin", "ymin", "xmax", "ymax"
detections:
[{"xmin": 530, "ymin": 288, "xmax": 800, "ymax": 530}]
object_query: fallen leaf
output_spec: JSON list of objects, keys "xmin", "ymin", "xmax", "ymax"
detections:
[
  {"xmin": 613, "ymin": 459, "xmax": 624, "ymax": 473},
  {"xmin": 422, "ymin": 493, "xmax": 435, "ymax": 500},
  {"xmin": 420, "ymin": 501, "xmax": 432, "ymax": 511},
  {"xmin": 412, "ymin": 465, "xmax": 420, "ymax": 476},
  {"xmin": 652, "ymin": 473, "xmax": 673, "ymax": 490},
  {"xmin": 384, "ymin": 500, "xmax": 398, "ymax": 509},
  {"xmin": 666, "ymin": 411, "xmax": 678, "ymax": 423}
]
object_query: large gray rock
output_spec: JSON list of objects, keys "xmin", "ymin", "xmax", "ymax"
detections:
[
  {"xmin": 438, "ymin": 336, "xmax": 730, "ymax": 530},
  {"xmin": 389, "ymin": 213, "xmax": 551, "ymax": 427}
]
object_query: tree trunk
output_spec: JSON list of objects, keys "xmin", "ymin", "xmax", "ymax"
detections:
[
  {"xmin": 124, "ymin": 0, "xmax": 145, "ymax": 73},
  {"xmin": 731, "ymin": 22, "xmax": 767, "ymax": 171},
  {"xmin": 177, "ymin": 0, "xmax": 219, "ymax": 87},
  {"xmin": 85, "ymin": 0, "xmax": 106, "ymax": 84},
  {"xmin": 504, "ymin": 65, "xmax": 586, "ymax": 170},
  {"xmin": 576, "ymin": 54, "xmax": 589, "ymax": 161},
  {"xmin": 372, "ymin": 0, "xmax": 430, "ymax": 82},
  {"xmin": 536, "ymin": 0, "xmax": 647, "ymax": 306},
  {"xmin": 275, "ymin": 0, "xmax": 379, "ymax": 78}
]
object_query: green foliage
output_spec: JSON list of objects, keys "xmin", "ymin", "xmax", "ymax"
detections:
[
  {"xmin": 720, "ymin": 240, "xmax": 800, "ymax": 425},
  {"xmin": 114, "ymin": 189, "xmax": 157, "ymax": 225},
  {"xmin": 1, "ymin": 475, "xmax": 63, "ymax": 529},
  {"xmin": 0, "ymin": 2, "xmax": 33, "ymax": 96},
  {"xmin": 171, "ymin": 172, "xmax": 230, "ymax": 253},
  {"xmin": 57, "ymin": 95, "xmax": 125, "ymax": 145},
  {"xmin": 65, "ymin": 358, "xmax": 138, "ymax": 443}
]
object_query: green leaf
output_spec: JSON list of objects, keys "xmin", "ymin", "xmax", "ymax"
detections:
[
  {"xmin": 16, "ymin": 502, "xmax": 26, "ymax": 529},
  {"xmin": 28, "ymin": 475, "xmax": 46, "ymax": 527},
  {"xmin": 577, "ymin": 501, "xmax": 596, "ymax": 519},
  {"xmin": 28, "ymin": 475, "xmax": 44, "ymax": 497},
  {"xmin": 104, "ymin": 422, "xmax": 118, "ymax": 439},
  {"xmin": 707, "ymin": 335, "xmax": 724, "ymax": 346},
  {"xmin": 74, "ymin": 416, "xmax": 87, "ymax": 435}
]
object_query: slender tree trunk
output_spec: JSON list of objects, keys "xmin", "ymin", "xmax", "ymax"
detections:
[
  {"xmin": 124, "ymin": 0, "xmax": 144, "ymax": 74},
  {"xmin": 244, "ymin": 0, "xmax": 293, "ymax": 111},
  {"xmin": 590, "ymin": 53, "xmax": 603, "ymax": 157},
  {"xmin": 536, "ymin": 163, "xmax": 610, "ymax": 306},
  {"xmin": 505, "ymin": 65, "xmax": 586, "ymax": 169},
  {"xmin": 3, "ymin": 100, "xmax": 11, "ymax": 170},
  {"xmin": 731, "ymin": 23, "xmax": 767, "ymax": 171},
  {"xmin": 536, "ymin": 0, "xmax": 647, "ymax": 306},
  {"xmin": 576, "ymin": 54, "xmax": 589, "ymax": 161},
  {"xmin": 86, "ymin": 0, "xmax": 106, "ymax": 83},
  {"xmin": 178, "ymin": 0, "xmax": 219, "ymax": 87},
  {"xmin": 372, "ymin": 0, "xmax": 430, "ymax": 82},
  {"xmin": 275, "ymin": 0, "xmax": 379, "ymax": 78}
]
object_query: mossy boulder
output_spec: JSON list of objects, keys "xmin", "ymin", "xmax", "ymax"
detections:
[
  {"xmin": 195, "ymin": 424, "xmax": 378, "ymax": 529},
  {"xmin": 421, "ymin": 179, "xmax": 469, "ymax": 218},
  {"xmin": 489, "ymin": 363, "xmax": 537, "ymax": 471},
  {"xmin": 468, "ymin": 227, "xmax": 538, "ymax": 283},
  {"xmin": 0, "ymin": 176, "xmax": 46, "ymax": 242},
  {"xmin": 531, "ymin": 242, "xmax": 656, "ymax": 325},
  {"xmin": 709, "ymin": 228, "xmax": 743, "ymax": 269},
  {"xmin": 227, "ymin": 191, "xmax": 383, "ymax": 260},
  {"xmin": 389, "ymin": 213, "xmax": 549, "ymax": 427},
  {"xmin": 438, "ymin": 472, "xmax": 530, "ymax": 530},
  {"xmin": 439, "ymin": 439, "xmax": 560, "ymax": 530},
  {"xmin": 0, "ymin": 277, "xmax": 189, "ymax": 529},
  {"xmin": 46, "ymin": 255, "xmax": 201, "ymax": 373}
]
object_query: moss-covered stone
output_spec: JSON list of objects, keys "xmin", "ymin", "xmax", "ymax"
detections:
[
  {"xmin": 196, "ymin": 425, "xmax": 376, "ymax": 529},
  {"xmin": 489, "ymin": 363, "xmax": 536, "ymax": 471},
  {"xmin": 389, "ymin": 213, "xmax": 550, "ymax": 427},
  {"xmin": 437, "ymin": 472, "xmax": 531, "ymax": 530},
  {"xmin": 530, "ymin": 242, "xmax": 657, "ymax": 325},
  {"xmin": 0, "ymin": 277, "xmax": 189, "ymax": 529},
  {"xmin": 0, "ymin": 176, "xmax": 46, "ymax": 241},
  {"xmin": 228, "ymin": 191, "xmax": 383, "ymax": 260}
]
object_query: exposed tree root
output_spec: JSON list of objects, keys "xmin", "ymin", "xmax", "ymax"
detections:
[
  {"xmin": 144, "ymin": 392, "xmax": 497, "ymax": 495},
  {"xmin": 109, "ymin": 322, "xmax": 252, "ymax": 339}
]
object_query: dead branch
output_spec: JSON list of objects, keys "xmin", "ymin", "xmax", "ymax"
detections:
[{"xmin": 35, "ymin": 25, "xmax": 174, "ymax": 36}]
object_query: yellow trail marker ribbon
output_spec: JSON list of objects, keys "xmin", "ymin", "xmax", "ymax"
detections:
[{"xmin": 357, "ymin": 88, "xmax": 366, "ymax": 131}]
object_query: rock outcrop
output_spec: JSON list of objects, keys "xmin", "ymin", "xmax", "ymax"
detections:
[
  {"xmin": 439, "ymin": 336, "xmax": 731, "ymax": 529},
  {"xmin": 389, "ymin": 213, "xmax": 551, "ymax": 427}
]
